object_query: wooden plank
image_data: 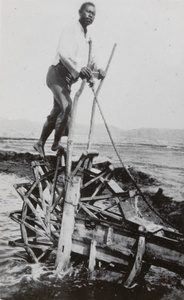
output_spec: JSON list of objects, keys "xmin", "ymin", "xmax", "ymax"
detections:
[
  {"xmin": 72, "ymin": 217, "xmax": 184, "ymax": 274},
  {"xmin": 119, "ymin": 198, "xmax": 136, "ymax": 220},
  {"xmin": 106, "ymin": 179, "xmax": 126, "ymax": 195},
  {"xmin": 73, "ymin": 216, "xmax": 136, "ymax": 247},
  {"xmin": 88, "ymin": 238, "xmax": 97, "ymax": 274},
  {"xmin": 82, "ymin": 170, "xmax": 108, "ymax": 189},
  {"xmin": 128, "ymin": 216, "xmax": 163, "ymax": 233},
  {"xmin": 90, "ymin": 168, "xmax": 101, "ymax": 174},
  {"xmin": 80, "ymin": 203, "xmax": 98, "ymax": 219},
  {"xmin": 120, "ymin": 197, "xmax": 163, "ymax": 233},
  {"xmin": 83, "ymin": 150, "xmax": 99, "ymax": 156},
  {"xmin": 124, "ymin": 229, "xmax": 146, "ymax": 287},
  {"xmin": 84, "ymin": 204, "xmax": 122, "ymax": 221},
  {"xmin": 21, "ymin": 202, "xmax": 38, "ymax": 263},
  {"xmin": 31, "ymin": 161, "xmax": 50, "ymax": 168},
  {"xmin": 76, "ymin": 223, "xmax": 132, "ymax": 247},
  {"xmin": 119, "ymin": 196, "xmax": 143, "ymax": 219},
  {"xmin": 145, "ymin": 242, "xmax": 184, "ymax": 274},
  {"xmin": 80, "ymin": 194, "xmax": 113, "ymax": 202},
  {"xmin": 71, "ymin": 236, "xmax": 130, "ymax": 267},
  {"xmin": 106, "ymin": 227, "xmax": 113, "ymax": 245}
]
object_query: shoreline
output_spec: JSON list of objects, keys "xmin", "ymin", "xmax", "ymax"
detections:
[
  {"xmin": 0, "ymin": 150, "xmax": 184, "ymax": 232},
  {"xmin": 0, "ymin": 150, "xmax": 59, "ymax": 179}
]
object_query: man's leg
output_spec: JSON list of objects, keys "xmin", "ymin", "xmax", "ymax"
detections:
[
  {"xmin": 51, "ymin": 110, "xmax": 71, "ymax": 151},
  {"xmin": 51, "ymin": 86, "xmax": 72, "ymax": 151},
  {"xmin": 34, "ymin": 98, "xmax": 60, "ymax": 157},
  {"xmin": 33, "ymin": 120, "xmax": 54, "ymax": 158},
  {"xmin": 34, "ymin": 65, "xmax": 72, "ymax": 156}
]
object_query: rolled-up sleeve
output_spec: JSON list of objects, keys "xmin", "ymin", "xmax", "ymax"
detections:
[
  {"xmin": 56, "ymin": 25, "xmax": 80, "ymax": 79},
  {"xmin": 53, "ymin": 21, "xmax": 101, "ymax": 80}
]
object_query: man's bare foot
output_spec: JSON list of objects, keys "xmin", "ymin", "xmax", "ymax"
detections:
[
  {"xmin": 51, "ymin": 143, "xmax": 64, "ymax": 152},
  {"xmin": 33, "ymin": 142, "xmax": 45, "ymax": 158}
]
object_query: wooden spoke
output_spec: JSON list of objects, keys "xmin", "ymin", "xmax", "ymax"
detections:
[
  {"xmin": 79, "ymin": 203, "xmax": 98, "ymax": 219},
  {"xmin": 80, "ymin": 194, "xmax": 113, "ymax": 202},
  {"xmin": 82, "ymin": 170, "xmax": 108, "ymax": 189},
  {"xmin": 21, "ymin": 202, "xmax": 38, "ymax": 263},
  {"xmin": 12, "ymin": 162, "xmax": 67, "ymax": 262},
  {"xmin": 84, "ymin": 203, "xmax": 123, "ymax": 222}
]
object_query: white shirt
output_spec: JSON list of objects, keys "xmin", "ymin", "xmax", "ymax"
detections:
[{"xmin": 53, "ymin": 21, "xmax": 97, "ymax": 80}]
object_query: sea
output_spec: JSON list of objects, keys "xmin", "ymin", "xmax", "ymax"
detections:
[{"xmin": 0, "ymin": 138, "xmax": 184, "ymax": 300}]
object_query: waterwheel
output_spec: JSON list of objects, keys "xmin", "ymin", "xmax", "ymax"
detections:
[
  {"xmin": 10, "ymin": 153, "xmax": 67, "ymax": 263},
  {"xmin": 10, "ymin": 149, "xmax": 135, "ymax": 263}
]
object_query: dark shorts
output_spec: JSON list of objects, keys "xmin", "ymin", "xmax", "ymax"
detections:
[{"xmin": 46, "ymin": 63, "xmax": 72, "ymax": 93}]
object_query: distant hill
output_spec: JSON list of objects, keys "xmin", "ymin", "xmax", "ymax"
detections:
[{"xmin": 0, "ymin": 118, "xmax": 183, "ymax": 146}]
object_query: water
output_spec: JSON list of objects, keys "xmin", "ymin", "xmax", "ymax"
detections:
[
  {"xmin": 0, "ymin": 140, "xmax": 184, "ymax": 299},
  {"xmin": 0, "ymin": 138, "xmax": 184, "ymax": 201}
]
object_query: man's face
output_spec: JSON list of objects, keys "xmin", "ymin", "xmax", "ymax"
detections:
[{"xmin": 79, "ymin": 4, "xmax": 96, "ymax": 27}]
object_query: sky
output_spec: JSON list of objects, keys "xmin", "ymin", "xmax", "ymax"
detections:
[{"xmin": 1, "ymin": 0, "xmax": 184, "ymax": 130}]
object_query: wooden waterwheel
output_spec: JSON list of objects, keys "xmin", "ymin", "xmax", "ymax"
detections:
[
  {"xmin": 10, "ymin": 152, "xmax": 67, "ymax": 263},
  {"xmin": 10, "ymin": 149, "xmax": 136, "ymax": 263}
]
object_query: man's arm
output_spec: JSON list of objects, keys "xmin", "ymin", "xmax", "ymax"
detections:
[{"xmin": 56, "ymin": 25, "xmax": 81, "ymax": 80}]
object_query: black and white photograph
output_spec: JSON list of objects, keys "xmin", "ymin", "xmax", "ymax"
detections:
[{"xmin": 0, "ymin": 0, "xmax": 184, "ymax": 299}]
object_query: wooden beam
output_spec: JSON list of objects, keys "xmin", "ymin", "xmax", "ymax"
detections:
[
  {"xmin": 88, "ymin": 238, "xmax": 97, "ymax": 274},
  {"xmin": 106, "ymin": 227, "xmax": 113, "ymax": 245},
  {"xmin": 80, "ymin": 194, "xmax": 113, "ymax": 202},
  {"xmin": 106, "ymin": 179, "xmax": 127, "ymax": 196},
  {"xmin": 80, "ymin": 203, "xmax": 98, "ymax": 219},
  {"xmin": 21, "ymin": 203, "xmax": 38, "ymax": 263},
  {"xmin": 66, "ymin": 40, "xmax": 92, "ymax": 179},
  {"xmin": 124, "ymin": 227, "xmax": 146, "ymax": 288},
  {"xmin": 55, "ymin": 176, "xmax": 81, "ymax": 273},
  {"xmin": 82, "ymin": 170, "xmax": 108, "ymax": 189},
  {"xmin": 72, "ymin": 235, "xmax": 131, "ymax": 267},
  {"xmin": 84, "ymin": 204, "xmax": 122, "ymax": 221}
]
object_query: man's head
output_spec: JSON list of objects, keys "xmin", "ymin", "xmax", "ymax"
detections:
[{"xmin": 79, "ymin": 2, "xmax": 96, "ymax": 29}]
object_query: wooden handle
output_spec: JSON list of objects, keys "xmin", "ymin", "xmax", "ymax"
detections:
[
  {"xmin": 87, "ymin": 43, "xmax": 117, "ymax": 150},
  {"xmin": 66, "ymin": 39, "xmax": 93, "ymax": 179}
]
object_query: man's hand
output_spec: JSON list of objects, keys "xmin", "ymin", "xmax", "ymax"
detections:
[
  {"xmin": 98, "ymin": 69, "xmax": 106, "ymax": 80},
  {"xmin": 79, "ymin": 67, "xmax": 92, "ymax": 80}
]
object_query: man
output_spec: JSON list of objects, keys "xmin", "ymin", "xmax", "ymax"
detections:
[{"xmin": 34, "ymin": 2, "xmax": 105, "ymax": 158}]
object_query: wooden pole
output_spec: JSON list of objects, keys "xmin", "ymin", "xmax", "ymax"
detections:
[
  {"xmin": 55, "ymin": 176, "xmax": 81, "ymax": 273},
  {"xmin": 55, "ymin": 40, "xmax": 92, "ymax": 274},
  {"xmin": 87, "ymin": 43, "xmax": 117, "ymax": 150},
  {"xmin": 66, "ymin": 39, "xmax": 92, "ymax": 180}
]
